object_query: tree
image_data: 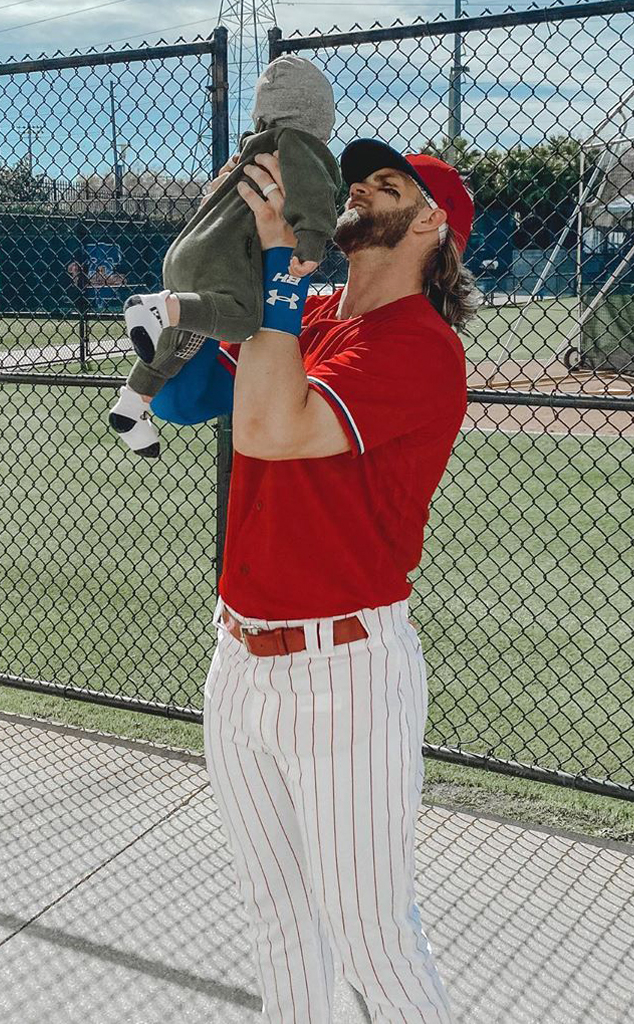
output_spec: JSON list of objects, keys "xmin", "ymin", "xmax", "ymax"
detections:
[
  {"xmin": 0, "ymin": 157, "xmax": 49, "ymax": 206},
  {"xmin": 419, "ymin": 135, "xmax": 598, "ymax": 248}
]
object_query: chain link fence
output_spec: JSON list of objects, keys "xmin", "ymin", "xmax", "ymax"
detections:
[
  {"xmin": 0, "ymin": 33, "xmax": 229, "ymax": 715},
  {"xmin": 0, "ymin": 6, "xmax": 633, "ymax": 803}
]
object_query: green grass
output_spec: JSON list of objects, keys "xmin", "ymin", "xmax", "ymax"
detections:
[
  {"xmin": 0, "ymin": 297, "xmax": 580, "ymax": 366},
  {"xmin": 1, "ymin": 358, "xmax": 633, "ymax": 845},
  {"xmin": 0, "ymin": 316, "xmax": 127, "ymax": 353},
  {"xmin": 2, "ymin": 686, "xmax": 633, "ymax": 846},
  {"xmin": 465, "ymin": 295, "xmax": 579, "ymax": 362}
]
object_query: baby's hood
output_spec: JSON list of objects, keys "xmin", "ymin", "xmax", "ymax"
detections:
[{"xmin": 251, "ymin": 55, "xmax": 335, "ymax": 143}]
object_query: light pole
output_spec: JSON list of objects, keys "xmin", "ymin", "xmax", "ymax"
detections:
[
  {"xmin": 109, "ymin": 81, "xmax": 123, "ymax": 211},
  {"xmin": 446, "ymin": 0, "xmax": 468, "ymax": 164}
]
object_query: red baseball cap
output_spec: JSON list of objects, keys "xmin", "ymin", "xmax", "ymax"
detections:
[{"xmin": 340, "ymin": 138, "xmax": 474, "ymax": 253}]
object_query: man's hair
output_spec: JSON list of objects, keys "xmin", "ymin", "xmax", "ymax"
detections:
[{"xmin": 420, "ymin": 227, "xmax": 481, "ymax": 331}]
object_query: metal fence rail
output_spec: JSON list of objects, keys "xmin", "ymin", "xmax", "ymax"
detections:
[{"xmin": 0, "ymin": 7, "xmax": 633, "ymax": 802}]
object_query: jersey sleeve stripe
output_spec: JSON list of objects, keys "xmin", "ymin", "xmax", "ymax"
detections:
[{"xmin": 306, "ymin": 376, "xmax": 365, "ymax": 455}]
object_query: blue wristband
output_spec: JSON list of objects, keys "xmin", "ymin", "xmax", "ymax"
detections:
[{"xmin": 261, "ymin": 246, "xmax": 311, "ymax": 336}]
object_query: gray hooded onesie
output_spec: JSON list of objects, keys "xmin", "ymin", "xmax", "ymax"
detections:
[{"xmin": 127, "ymin": 56, "xmax": 341, "ymax": 397}]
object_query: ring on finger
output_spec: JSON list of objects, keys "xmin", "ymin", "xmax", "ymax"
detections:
[{"xmin": 262, "ymin": 183, "xmax": 280, "ymax": 197}]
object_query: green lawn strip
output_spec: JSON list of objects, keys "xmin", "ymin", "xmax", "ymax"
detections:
[
  {"xmin": 412, "ymin": 426, "xmax": 633, "ymax": 784},
  {"xmin": 0, "ymin": 317, "xmax": 127, "ymax": 352},
  {"xmin": 1, "ymin": 409, "xmax": 630, "ymax": 778},
  {"xmin": 0, "ymin": 379, "xmax": 219, "ymax": 708},
  {"xmin": 463, "ymin": 295, "xmax": 578, "ymax": 362},
  {"xmin": 0, "ymin": 297, "xmax": 579, "ymax": 365},
  {"xmin": 1, "ymin": 390, "xmax": 632, "ymax": 844},
  {"xmin": 2, "ymin": 684, "xmax": 632, "ymax": 845}
]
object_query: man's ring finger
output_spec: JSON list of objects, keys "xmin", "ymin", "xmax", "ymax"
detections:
[{"xmin": 262, "ymin": 183, "xmax": 280, "ymax": 197}]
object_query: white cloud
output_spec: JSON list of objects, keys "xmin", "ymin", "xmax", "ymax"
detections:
[{"xmin": 0, "ymin": 1, "xmax": 632, "ymax": 179}]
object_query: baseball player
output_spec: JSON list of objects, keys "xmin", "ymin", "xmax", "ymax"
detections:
[{"xmin": 203, "ymin": 137, "xmax": 477, "ymax": 1023}]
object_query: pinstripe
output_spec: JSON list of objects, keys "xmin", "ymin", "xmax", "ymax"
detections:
[
  {"xmin": 358, "ymin": 615, "xmax": 408, "ymax": 1021},
  {"xmin": 376, "ymin": 610, "xmax": 415, "ymax": 1016},
  {"xmin": 205, "ymin": 630, "xmax": 336, "ymax": 1023},
  {"xmin": 204, "ymin": 641, "xmax": 282, "ymax": 1019},
  {"xmin": 348, "ymin": 610, "xmax": 446, "ymax": 1019},
  {"xmin": 235, "ymin": 737, "xmax": 309, "ymax": 1015},
  {"xmin": 286, "ymin": 655, "xmax": 337, "ymax": 1015},
  {"xmin": 344, "ymin": 634, "xmax": 395, "ymax": 1003},
  {"xmin": 323, "ymin": 641, "xmax": 362, "ymax": 977},
  {"xmin": 390, "ymin": 611, "xmax": 453, "ymax": 1022},
  {"xmin": 382, "ymin": 608, "xmax": 412, "ymax": 1000},
  {"xmin": 380, "ymin": 625, "xmax": 408, "ymax": 1018},
  {"xmin": 210, "ymin": 642, "xmax": 286, "ymax": 1020},
  {"xmin": 391, "ymin": 614, "xmax": 446, "ymax": 1024},
  {"xmin": 203, "ymin": 599, "xmax": 455, "ymax": 1023},
  {"xmin": 286, "ymin": 648, "xmax": 336, "ymax": 1018},
  {"xmin": 212, "ymin": 732, "xmax": 291, "ymax": 1018},
  {"xmin": 268, "ymin": 755, "xmax": 336, "ymax": 1020}
]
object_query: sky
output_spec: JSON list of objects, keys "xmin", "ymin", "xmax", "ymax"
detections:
[
  {"xmin": 0, "ymin": 1, "xmax": 632, "ymax": 182},
  {"xmin": 0, "ymin": 0, "xmax": 573, "ymax": 57}
]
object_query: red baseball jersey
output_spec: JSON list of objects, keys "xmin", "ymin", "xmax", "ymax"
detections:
[{"xmin": 216, "ymin": 289, "xmax": 467, "ymax": 620}]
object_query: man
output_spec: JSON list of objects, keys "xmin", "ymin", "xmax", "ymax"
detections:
[{"xmin": 203, "ymin": 138, "xmax": 478, "ymax": 1023}]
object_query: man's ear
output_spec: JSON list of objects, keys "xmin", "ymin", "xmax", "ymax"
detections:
[{"xmin": 410, "ymin": 207, "xmax": 447, "ymax": 236}]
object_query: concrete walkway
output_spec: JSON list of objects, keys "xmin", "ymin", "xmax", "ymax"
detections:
[
  {"xmin": 1, "ymin": 711, "xmax": 633, "ymax": 1024},
  {"xmin": 0, "ymin": 335, "xmax": 129, "ymax": 370}
]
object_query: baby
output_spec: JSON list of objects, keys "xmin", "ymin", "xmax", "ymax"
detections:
[{"xmin": 108, "ymin": 55, "xmax": 340, "ymax": 457}]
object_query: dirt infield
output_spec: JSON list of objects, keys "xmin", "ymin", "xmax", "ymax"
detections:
[
  {"xmin": 466, "ymin": 358, "xmax": 634, "ymax": 438},
  {"xmin": 1, "ymin": 344, "xmax": 632, "ymax": 439}
]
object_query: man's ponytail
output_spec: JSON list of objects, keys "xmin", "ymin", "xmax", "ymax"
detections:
[{"xmin": 421, "ymin": 228, "xmax": 481, "ymax": 331}]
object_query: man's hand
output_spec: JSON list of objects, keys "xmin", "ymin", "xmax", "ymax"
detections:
[
  {"xmin": 289, "ymin": 256, "xmax": 319, "ymax": 278},
  {"xmin": 237, "ymin": 151, "xmax": 298, "ymax": 251},
  {"xmin": 199, "ymin": 152, "xmax": 240, "ymax": 207}
]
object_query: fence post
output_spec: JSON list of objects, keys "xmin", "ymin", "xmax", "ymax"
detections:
[
  {"xmin": 268, "ymin": 26, "xmax": 283, "ymax": 62},
  {"xmin": 211, "ymin": 26, "xmax": 232, "ymax": 585},
  {"xmin": 76, "ymin": 220, "xmax": 89, "ymax": 371}
]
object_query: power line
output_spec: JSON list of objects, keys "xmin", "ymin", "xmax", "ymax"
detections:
[
  {"xmin": 0, "ymin": 0, "xmax": 44, "ymax": 12},
  {"xmin": 0, "ymin": 0, "xmax": 131, "ymax": 36},
  {"xmin": 69, "ymin": 1, "xmax": 556, "ymax": 52},
  {"xmin": 94, "ymin": 15, "xmax": 217, "ymax": 49}
]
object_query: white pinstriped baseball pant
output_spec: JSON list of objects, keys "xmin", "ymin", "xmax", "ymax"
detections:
[{"xmin": 203, "ymin": 594, "xmax": 456, "ymax": 1024}]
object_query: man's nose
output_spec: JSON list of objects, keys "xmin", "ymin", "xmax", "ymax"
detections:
[{"xmin": 349, "ymin": 181, "xmax": 370, "ymax": 199}]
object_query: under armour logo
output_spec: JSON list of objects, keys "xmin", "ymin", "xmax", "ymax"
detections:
[{"xmin": 266, "ymin": 289, "xmax": 299, "ymax": 309}]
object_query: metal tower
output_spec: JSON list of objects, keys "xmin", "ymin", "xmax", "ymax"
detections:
[{"xmin": 217, "ymin": 0, "xmax": 278, "ymax": 149}]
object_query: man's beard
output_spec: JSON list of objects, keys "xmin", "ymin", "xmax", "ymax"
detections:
[{"xmin": 333, "ymin": 202, "xmax": 421, "ymax": 256}]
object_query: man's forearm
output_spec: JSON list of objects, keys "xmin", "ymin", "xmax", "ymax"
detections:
[{"xmin": 232, "ymin": 329, "xmax": 309, "ymax": 447}]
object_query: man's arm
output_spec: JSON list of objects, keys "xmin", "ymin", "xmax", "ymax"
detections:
[
  {"xmin": 233, "ymin": 152, "xmax": 350, "ymax": 461},
  {"xmin": 231, "ymin": 327, "xmax": 350, "ymax": 460}
]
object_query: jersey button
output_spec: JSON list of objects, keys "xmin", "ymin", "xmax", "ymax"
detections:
[
  {"xmin": 256, "ymin": 501, "xmax": 263, "ymax": 511},
  {"xmin": 240, "ymin": 563, "xmax": 249, "ymax": 575}
]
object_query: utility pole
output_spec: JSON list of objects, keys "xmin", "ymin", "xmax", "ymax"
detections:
[
  {"xmin": 17, "ymin": 120, "xmax": 44, "ymax": 175},
  {"xmin": 109, "ymin": 81, "xmax": 123, "ymax": 210},
  {"xmin": 446, "ymin": 0, "xmax": 468, "ymax": 165}
]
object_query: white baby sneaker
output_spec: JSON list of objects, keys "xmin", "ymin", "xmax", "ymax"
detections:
[
  {"xmin": 123, "ymin": 289, "xmax": 171, "ymax": 362},
  {"xmin": 108, "ymin": 385, "xmax": 160, "ymax": 458}
]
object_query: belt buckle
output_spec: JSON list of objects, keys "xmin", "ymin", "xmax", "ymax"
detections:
[{"xmin": 240, "ymin": 624, "xmax": 264, "ymax": 637}]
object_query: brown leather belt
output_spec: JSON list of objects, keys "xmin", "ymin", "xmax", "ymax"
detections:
[{"xmin": 222, "ymin": 607, "xmax": 369, "ymax": 657}]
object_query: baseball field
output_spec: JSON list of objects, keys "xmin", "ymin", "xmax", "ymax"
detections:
[
  {"xmin": 0, "ymin": 294, "xmax": 580, "ymax": 364},
  {"xmin": 1, "ymin": 313, "xmax": 633, "ymax": 841}
]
